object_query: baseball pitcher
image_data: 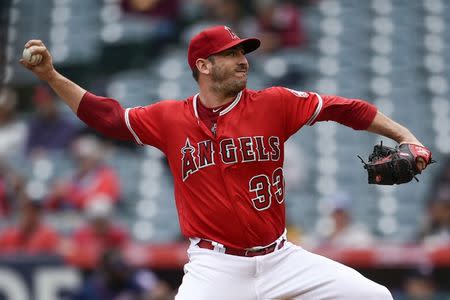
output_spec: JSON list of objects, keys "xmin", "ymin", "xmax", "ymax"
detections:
[{"xmin": 21, "ymin": 26, "xmax": 432, "ymax": 300}]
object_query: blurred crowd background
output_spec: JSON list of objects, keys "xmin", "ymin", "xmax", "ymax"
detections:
[{"xmin": 1, "ymin": 0, "xmax": 450, "ymax": 299}]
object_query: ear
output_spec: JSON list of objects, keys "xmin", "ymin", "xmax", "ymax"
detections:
[{"xmin": 196, "ymin": 58, "xmax": 212, "ymax": 76}]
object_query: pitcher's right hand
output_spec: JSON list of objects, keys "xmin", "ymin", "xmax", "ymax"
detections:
[{"xmin": 20, "ymin": 40, "xmax": 56, "ymax": 82}]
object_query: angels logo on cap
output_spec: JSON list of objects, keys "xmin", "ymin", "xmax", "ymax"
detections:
[{"xmin": 224, "ymin": 26, "xmax": 239, "ymax": 40}]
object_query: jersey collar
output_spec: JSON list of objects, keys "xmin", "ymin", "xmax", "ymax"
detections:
[{"xmin": 193, "ymin": 90, "xmax": 243, "ymax": 119}]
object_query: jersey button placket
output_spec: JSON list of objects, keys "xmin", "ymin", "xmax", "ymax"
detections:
[
  {"xmin": 197, "ymin": 118, "xmax": 215, "ymax": 140},
  {"xmin": 214, "ymin": 114, "xmax": 223, "ymax": 140}
]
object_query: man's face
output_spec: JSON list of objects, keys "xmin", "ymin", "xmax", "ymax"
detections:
[{"xmin": 209, "ymin": 46, "xmax": 249, "ymax": 97}]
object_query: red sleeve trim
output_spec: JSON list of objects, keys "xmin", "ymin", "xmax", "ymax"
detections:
[
  {"xmin": 76, "ymin": 92, "xmax": 133, "ymax": 140},
  {"xmin": 314, "ymin": 95, "xmax": 378, "ymax": 130}
]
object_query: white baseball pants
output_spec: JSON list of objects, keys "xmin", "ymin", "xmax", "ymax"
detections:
[{"xmin": 175, "ymin": 241, "xmax": 393, "ymax": 300}]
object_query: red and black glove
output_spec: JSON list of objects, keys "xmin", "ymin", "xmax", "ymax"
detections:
[{"xmin": 358, "ymin": 142, "xmax": 434, "ymax": 185}]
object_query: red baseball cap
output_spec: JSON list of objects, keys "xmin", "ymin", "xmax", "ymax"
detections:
[{"xmin": 188, "ymin": 25, "xmax": 261, "ymax": 71}]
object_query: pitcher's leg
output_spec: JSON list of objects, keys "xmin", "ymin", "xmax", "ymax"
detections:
[
  {"xmin": 175, "ymin": 249, "xmax": 257, "ymax": 300},
  {"xmin": 257, "ymin": 242, "xmax": 392, "ymax": 300}
]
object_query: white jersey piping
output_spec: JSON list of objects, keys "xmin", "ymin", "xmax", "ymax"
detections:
[
  {"xmin": 192, "ymin": 90, "xmax": 243, "ymax": 118},
  {"xmin": 125, "ymin": 108, "xmax": 144, "ymax": 145},
  {"xmin": 193, "ymin": 93, "xmax": 200, "ymax": 118},
  {"xmin": 219, "ymin": 90, "xmax": 243, "ymax": 116},
  {"xmin": 306, "ymin": 93, "xmax": 323, "ymax": 126}
]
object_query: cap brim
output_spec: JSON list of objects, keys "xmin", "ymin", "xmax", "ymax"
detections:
[{"xmin": 210, "ymin": 38, "xmax": 261, "ymax": 57}]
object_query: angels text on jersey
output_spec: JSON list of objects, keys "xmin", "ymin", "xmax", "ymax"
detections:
[{"xmin": 181, "ymin": 135, "xmax": 281, "ymax": 181}]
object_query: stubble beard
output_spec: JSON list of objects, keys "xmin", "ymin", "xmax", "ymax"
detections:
[{"xmin": 211, "ymin": 64, "xmax": 247, "ymax": 98}]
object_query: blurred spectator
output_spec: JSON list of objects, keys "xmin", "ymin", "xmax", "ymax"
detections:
[
  {"xmin": 25, "ymin": 85, "xmax": 80, "ymax": 158},
  {"xmin": 306, "ymin": 192, "xmax": 375, "ymax": 247},
  {"xmin": 418, "ymin": 185, "xmax": 450, "ymax": 247},
  {"xmin": 121, "ymin": 0, "xmax": 179, "ymax": 44},
  {"xmin": 207, "ymin": 0, "xmax": 245, "ymax": 31},
  {"xmin": 75, "ymin": 198, "xmax": 129, "ymax": 252},
  {"xmin": 74, "ymin": 249, "xmax": 173, "ymax": 300},
  {"xmin": 394, "ymin": 266, "xmax": 442, "ymax": 300},
  {"xmin": 0, "ymin": 86, "xmax": 27, "ymax": 158},
  {"xmin": 252, "ymin": 0, "xmax": 307, "ymax": 53},
  {"xmin": 0, "ymin": 158, "xmax": 25, "ymax": 216},
  {"xmin": 46, "ymin": 135, "xmax": 121, "ymax": 211},
  {"xmin": 121, "ymin": 0, "xmax": 179, "ymax": 19},
  {"xmin": 66, "ymin": 197, "xmax": 130, "ymax": 268},
  {"xmin": 0, "ymin": 193, "xmax": 60, "ymax": 254},
  {"xmin": 181, "ymin": 0, "xmax": 256, "ymax": 51}
]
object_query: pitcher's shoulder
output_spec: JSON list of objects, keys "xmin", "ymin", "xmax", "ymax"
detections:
[
  {"xmin": 148, "ymin": 98, "xmax": 189, "ymax": 110},
  {"xmin": 131, "ymin": 99, "xmax": 188, "ymax": 118},
  {"xmin": 246, "ymin": 86, "xmax": 286, "ymax": 101}
]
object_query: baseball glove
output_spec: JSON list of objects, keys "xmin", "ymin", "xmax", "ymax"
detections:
[{"xmin": 358, "ymin": 142, "xmax": 434, "ymax": 185}]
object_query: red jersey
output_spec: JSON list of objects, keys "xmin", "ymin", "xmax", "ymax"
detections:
[
  {"xmin": 78, "ymin": 87, "xmax": 376, "ymax": 249},
  {"xmin": 46, "ymin": 165, "xmax": 121, "ymax": 211},
  {"xmin": 0, "ymin": 223, "xmax": 60, "ymax": 254},
  {"xmin": 73, "ymin": 223, "xmax": 130, "ymax": 250},
  {"xmin": 126, "ymin": 87, "xmax": 323, "ymax": 248}
]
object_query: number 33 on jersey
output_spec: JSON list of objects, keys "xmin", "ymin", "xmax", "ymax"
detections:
[{"xmin": 124, "ymin": 87, "xmax": 322, "ymax": 248}]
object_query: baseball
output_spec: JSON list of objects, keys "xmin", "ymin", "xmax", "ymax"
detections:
[{"xmin": 22, "ymin": 47, "xmax": 43, "ymax": 65}]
